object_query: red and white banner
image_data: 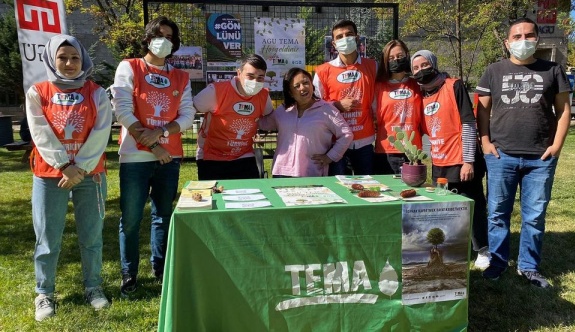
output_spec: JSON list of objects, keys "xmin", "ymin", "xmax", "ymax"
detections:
[{"xmin": 14, "ymin": 0, "xmax": 67, "ymax": 94}]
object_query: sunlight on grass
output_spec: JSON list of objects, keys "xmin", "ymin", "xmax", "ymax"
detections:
[{"xmin": 0, "ymin": 128, "xmax": 574, "ymax": 331}]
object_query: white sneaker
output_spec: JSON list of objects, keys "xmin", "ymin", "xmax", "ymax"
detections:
[
  {"xmin": 85, "ymin": 286, "xmax": 110, "ymax": 310},
  {"xmin": 35, "ymin": 293, "xmax": 55, "ymax": 321},
  {"xmin": 474, "ymin": 246, "xmax": 491, "ymax": 270}
]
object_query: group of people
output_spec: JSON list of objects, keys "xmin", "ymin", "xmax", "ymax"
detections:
[{"xmin": 27, "ymin": 15, "xmax": 570, "ymax": 322}]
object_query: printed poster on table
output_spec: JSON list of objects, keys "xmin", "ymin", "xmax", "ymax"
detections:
[
  {"xmin": 206, "ymin": 13, "xmax": 242, "ymax": 66},
  {"xmin": 401, "ymin": 201, "xmax": 470, "ymax": 305},
  {"xmin": 274, "ymin": 186, "xmax": 346, "ymax": 206},
  {"xmin": 167, "ymin": 46, "xmax": 203, "ymax": 80},
  {"xmin": 254, "ymin": 17, "xmax": 305, "ymax": 91}
]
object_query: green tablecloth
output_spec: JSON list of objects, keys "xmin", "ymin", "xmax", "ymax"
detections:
[{"xmin": 158, "ymin": 176, "xmax": 474, "ymax": 332}]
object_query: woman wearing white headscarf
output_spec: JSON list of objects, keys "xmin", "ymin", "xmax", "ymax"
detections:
[{"xmin": 26, "ymin": 34, "xmax": 112, "ymax": 321}]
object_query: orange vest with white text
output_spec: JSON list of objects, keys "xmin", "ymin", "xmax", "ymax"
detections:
[
  {"xmin": 31, "ymin": 81, "xmax": 105, "ymax": 177},
  {"xmin": 422, "ymin": 78, "xmax": 463, "ymax": 166},
  {"xmin": 374, "ymin": 78, "xmax": 423, "ymax": 153},
  {"xmin": 201, "ymin": 81, "xmax": 268, "ymax": 161},
  {"xmin": 127, "ymin": 58, "xmax": 189, "ymax": 156},
  {"xmin": 315, "ymin": 58, "xmax": 377, "ymax": 140}
]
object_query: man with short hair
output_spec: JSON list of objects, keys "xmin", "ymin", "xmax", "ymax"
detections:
[
  {"xmin": 476, "ymin": 17, "xmax": 571, "ymax": 288},
  {"xmin": 193, "ymin": 54, "xmax": 274, "ymax": 180},
  {"xmin": 313, "ymin": 19, "xmax": 376, "ymax": 175}
]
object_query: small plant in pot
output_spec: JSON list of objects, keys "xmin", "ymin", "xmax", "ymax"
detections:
[{"xmin": 387, "ymin": 128, "xmax": 428, "ymax": 187}]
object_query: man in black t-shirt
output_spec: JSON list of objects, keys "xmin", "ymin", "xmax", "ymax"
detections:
[{"xmin": 476, "ymin": 17, "xmax": 571, "ymax": 288}]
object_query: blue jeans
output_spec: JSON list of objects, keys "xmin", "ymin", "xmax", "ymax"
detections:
[
  {"xmin": 329, "ymin": 144, "xmax": 374, "ymax": 175},
  {"xmin": 32, "ymin": 173, "xmax": 107, "ymax": 294},
  {"xmin": 119, "ymin": 159, "xmax": 180, "ymax": 277},
  {"xmin": 485, "ymin": 150, "xmax": 557, "ymax": 271}
]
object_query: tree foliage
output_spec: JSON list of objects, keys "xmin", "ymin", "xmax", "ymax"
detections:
[
  {"xmin": 426, "ymin": 228, "xmax": 446, "ymax": 248},
  {"xmin": 399, "ymin": 0, "xmax": 533, "ymax": 86},
  {"xmin": 65, "ymin": 0, "xmax": 144, "ymax": 60},
  {"xmin": 0, "ymin": 5, "xmax": 24, "ymax": 102}
]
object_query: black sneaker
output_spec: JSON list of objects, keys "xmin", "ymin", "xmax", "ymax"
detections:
[
  {"xmin": 517, "ymin": 269, "xmax": 550, "ymax": 288},
  {"xmin": 120, "ymin": 274, "xmax": 137, "ymax": 296},
  {"xmin": 482, "ymin": 265, "xmax": 507, "ymax": 280},
  {"xmin": 152, "ymin": 268, "xmax": 163, "ymax": 283}
]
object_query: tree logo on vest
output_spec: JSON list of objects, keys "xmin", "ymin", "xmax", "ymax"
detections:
[
  {"xmin": 147, "ymin": 91, "xmax": 171, "ymax": 117},
  {"xmin": 424, "ymin": 102, "xmax": 440, "ymax": 116},
  {"xmin": 145, "ymin": 73, "xmax": 171, "ymax": 89},
  {"xmin": 51, "ymin": 92, "xmax": 84, "ymax": 106},
  {"xmin": 337, "ymin": 70, "xmax": 362, "ymax": 84},
  {"xmin": 52, "ymin": 109, "xmax": 85, "ymax": 139},
  {"xmin": 275, "ymin": 259, "xmax": 399, "ymax": 311},
  {"xmin": 233, "ymin": 102, "xmax": 255, "ymax": 115},
  {"xmin": 389, "ymin": 88, "xmax": 412, "ymax": 100}
]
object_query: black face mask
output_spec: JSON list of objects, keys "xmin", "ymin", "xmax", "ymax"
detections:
[
  {"xmin": 389, "ymin": 57, "xmax": 410, "ymax": 73},
  {"xmin": 413, "ymin": 67, "xmax": 437, "ymax": 84}
]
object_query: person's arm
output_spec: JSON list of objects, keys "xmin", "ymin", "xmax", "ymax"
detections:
[
  {"xmin": 453, "ymin": 80, "xmax": 476, "ymax": 182},
  {"xmin": 74, "ymin": 87, "xmax": 112, "ymax": 173},
  {"xmin": 311, "ymin": 105, "xmax": 353, "ymax": 165},
  {"xmin": 258, "ymin": 108, "xmax": 278, "ymax": 132},
  {"xmin": 312, "ymin": 71, "xmax": 358, "ymax": 112},
  {"xmin": 542, "ymin": 91, "xmax": 570, "ymax": 159},
  {"xmin": 192, "ymin": 84, "xmax": 218, "ymax": 114}
]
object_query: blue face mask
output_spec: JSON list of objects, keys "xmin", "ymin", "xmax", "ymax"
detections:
[
  {"xmin": 508, "ymin": 39, "xmax": 537, "ymax": 60},
  {"xmin": 334, "ymin": 36, "xmax": 357, "ymax": 55}
]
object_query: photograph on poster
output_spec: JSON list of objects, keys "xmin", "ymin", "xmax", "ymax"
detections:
[
  {"xmin": 167, "ymin": 46, "xmax": 203, "ymax": 80},
  {"xmin": 401, "ymin": 201, "xmax": 470, "ymax": 305},
  {"xmin": 324, "ymin": 36, "xmax": 367, "ymax": 62},
  {"xmin": 206, "ymin": 71, "xmax": 237, "ymax": 84}
]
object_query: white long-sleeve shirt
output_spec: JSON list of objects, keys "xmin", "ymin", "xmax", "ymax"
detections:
[
  {"xmin": 111, "ymin": 59, "xmax": 195, "ymax": 162},
  {"xmin": 26, "ymin": 84, "xmax": 112, "ymax": 172}
]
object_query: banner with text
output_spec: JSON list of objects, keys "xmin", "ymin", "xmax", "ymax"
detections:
[
  {"xmin": 254, "ymin": 17, "xmax": 305, "ymax": 91},
  {"xmin": 206, "ymin": 13, "xmax": 242, "ymax": 67},
  {"xmin": 14, "ymin": 0, "xmax": 68, "ymax": 94}
]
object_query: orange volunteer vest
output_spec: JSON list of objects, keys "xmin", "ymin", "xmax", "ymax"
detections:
[
  {"xmin": 31, "ymin": 81, "xmax": 105, "ymax": 177},
  {"xmin": 374, "ymin": 78, "xmax": 423, "ymax": 153},
  {"xmin": 422, "ymin": 78, "xmax": 463, "ymax": 166},
  {"xmin": 315, "ymin": 58, "xmax": 377, "ymax": 140},
  {"xmin": 201, "ymin": 81, "xmax": 268, "ymax": 161},
  {"xmin": 127, "ymin": 58, "xmax": 189, "ymax": 157}
]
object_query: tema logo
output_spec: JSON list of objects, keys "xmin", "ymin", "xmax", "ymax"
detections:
[
  {"xmin": 145, "ymin": 74, "xmax": 171, "ymax": 89},
  {"xmin": 389, "ymin": 88, "xmax": 412, "ymax": 100},
  {"xmin": 16, "ymin": 0, "xmax": 62, "ymax": 33},
  {"xmin": 275, "ymin": 259, "xmax": 399, "ymax": 311},
  {"xmin": 51, "ymin": 92, "xmax": 84, "ymax": 106},
  {"xmin": 336, "ymin": 70, "xmax": 361, "ymax": 84},
  {"xmin": 233, "ymin": 102, "xmax": 255, "ymax": 115},
  {"xmin": 424, "ymin": 102, "xmax": 440, "ymax": 116}
]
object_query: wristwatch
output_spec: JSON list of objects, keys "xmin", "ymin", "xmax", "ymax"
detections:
[{"xmin": 161, "ymin": 126, "xmax": 169, "ymax": 138}]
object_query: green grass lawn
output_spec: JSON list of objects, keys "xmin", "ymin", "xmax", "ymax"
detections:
[{"xmin": 1, "ymin": 128, "xmax": 575, "ymax": 331}]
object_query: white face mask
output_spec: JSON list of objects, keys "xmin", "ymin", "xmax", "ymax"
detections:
[
  {"xmin": 508, "ymin": 39, "xmax": 537, "ymax": 61},
  {"xmin": 149, "ymin": 37, "xmax": 173, "ymax": 59},
  {"xmin": 242, "ymin": 79, "xmax": 264, "ymax": 96},
  {"xmin": 334, "ymin": 36, "xmax": 357, "ymax": 55}
]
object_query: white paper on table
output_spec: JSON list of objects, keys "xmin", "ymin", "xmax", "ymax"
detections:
[
  {"xmin": 357, "ymin": 194, "xmax": 400, "ymax": 202},
  {"xmin": 222, "ymin": 189, "xmax": 262, "ymax": 195},
  {"xmin": 402, "ymin": 195, "xmax": 434, "ymax": 201},
  {"xmin": 225, "ymin": 201, "xmax": 272, "ymax": 209},
  {"xmin": 222, "ymin": 194, "xmax": 267, "ymax": 201}
]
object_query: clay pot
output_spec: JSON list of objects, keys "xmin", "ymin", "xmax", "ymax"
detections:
[{"xmin": 401, "ymin": 163, "xmax": 427, "ymax": 187}]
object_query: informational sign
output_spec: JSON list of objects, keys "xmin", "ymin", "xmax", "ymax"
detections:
[
  {"xmin": 167, "ymin": 46, "xmax": 203, "ymax": 80},
  {"xmin": 14, "ymin": 0, "xmax": 68, "ymax": 93},
  {"xmin": 206, "ymin": 71, "xmax": 236, "ymax": 84},
  {"xmin": 254, "ymin": 17, "xmax": 305, "ymax": 91},
  {"xmin": 206, "ymin": 13, "xmax": 242, "ymax": 66},
  {"xmin": 401, "ymin": 201, "xmax": 470, "ymax": 305}
]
